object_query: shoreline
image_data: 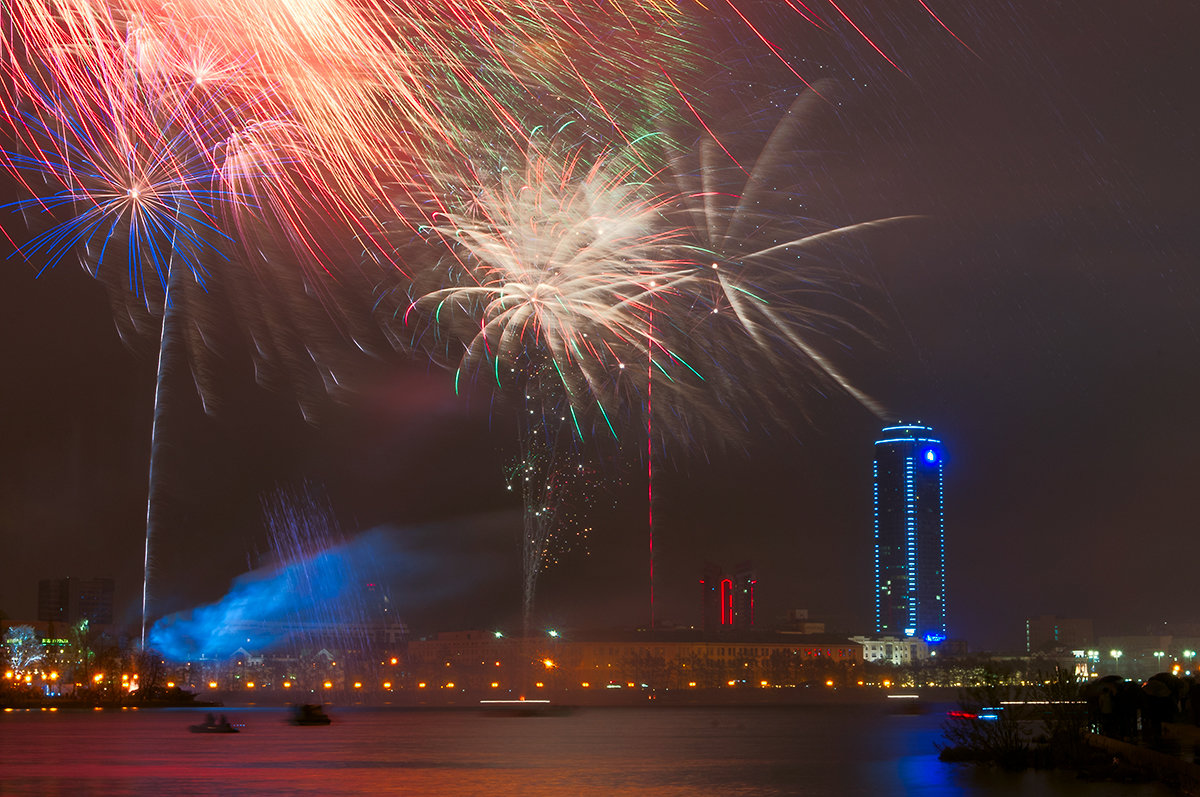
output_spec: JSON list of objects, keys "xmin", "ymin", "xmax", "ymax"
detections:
[{"xmin": 2, "ymin": 685, "xmax": 962, "ymax": 711}]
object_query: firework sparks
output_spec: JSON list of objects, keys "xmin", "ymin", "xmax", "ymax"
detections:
[
  {"xmin": 663, "ymin": 85, "xmax": 923, "ymax": 429},
  {"xmin": 392, "ymin": 93, "xmax": 906, "ymax": 443},
  {"xmin": 393, "ymin": 134, "xmax": 711, "ymax": 442},
  {"xmin": 504, "ymin": 384, "xmax": 603, "ymax": 632},
  {"xmin": 2, "ymin": 0, "xmax": 709, "ymax": 234},
  {"xmin": 1, "ymin": 83, "xmax": 245, "ymax": 293}
]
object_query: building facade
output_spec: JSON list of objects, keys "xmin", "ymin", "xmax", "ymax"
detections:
[
  {"xmin": 873, "ymin": 424, "xmax": 946, "ymax": 643},
  {"xmin": 850, "ymin": 635, "xmax": 931, "ymax": 666},
  {"xmin": 37, "ymin": 577, "xmax": 115, "ymax": 626},
  {"xmin": 404, "ymin": 630, "xmax": 863, "ymax": 692},
  {"xmin": 1025, "ymin": 615, "xmax": 1094, "ymax": 653}
]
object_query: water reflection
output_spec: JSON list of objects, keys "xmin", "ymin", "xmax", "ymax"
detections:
[{"xmin": 0, "ymin": 704, "xmax": 1179, "ymax": 795}]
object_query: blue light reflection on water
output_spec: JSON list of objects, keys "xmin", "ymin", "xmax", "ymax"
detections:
[{"xmin": 0, "ymin": 704, "xmax": 1178, "ymax": 796}]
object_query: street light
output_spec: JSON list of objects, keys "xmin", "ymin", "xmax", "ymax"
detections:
[
  {"xmin": 1110, "ymin": 649, "xmax": 1123, "ymax": 674},
  {"xmin": 1154, "ymin": 651, "xmax": 1165, "ymax": 672}
]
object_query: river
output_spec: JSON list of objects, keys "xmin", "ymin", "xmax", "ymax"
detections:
[{"xmin": 0, "ymin": 703, "xmax": 1178, "ymax": 795}]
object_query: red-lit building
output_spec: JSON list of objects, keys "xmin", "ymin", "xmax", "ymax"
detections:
[{"xmin": 700, "ymin": 562, "xmax": 756, "ymax": 633}]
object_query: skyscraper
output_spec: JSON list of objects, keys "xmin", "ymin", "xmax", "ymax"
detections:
[
  {"xmin": 873, "ymin": 424, "xmax": 946, "ymax": 643},
  {"xmin": 37, "ymin": 577, "xmax": 115, "ymax": 626}
]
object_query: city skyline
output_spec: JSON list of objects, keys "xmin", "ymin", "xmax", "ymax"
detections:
[{"xmin": 2, "ymin": 1, "xmax": 1198, "ymax": 652}]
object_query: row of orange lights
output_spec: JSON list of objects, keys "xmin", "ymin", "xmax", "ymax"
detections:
[
  {"xmin": 8, "ymin": 669, "xmax": 847, "ymax": 691},
  {"xmin": 188, "ymin": 679, "xmax": 842, "ymax": 690},
  {"xmin": 5, "ymin": 670, "xmax": 61, "ymax": 682},
  {"xmin": 171, "ymin": 675, "xmax": 851, "ymax": 690},
  {"xmin": 4, "ymin": 671, "xmax": 166, "ymax": 689},
  {"xmin": 4, "ymin": 671, "xmax": 149, "ymax": 686},
  {"xmin": 203, "ymin": 680, "xmax": 398, "ymax": 689}
]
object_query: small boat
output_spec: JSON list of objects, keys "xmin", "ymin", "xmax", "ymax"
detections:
[
  {"xmin": 189, "ymin": 714, "xmax": 239, "ymax": 733},
  {"xmin": 886, "ymin": 694, "xmax": 927, "ymax": 715},
  {"xmin": 290, "ymin": 704, "xmax": 332, "ymax": 726}
]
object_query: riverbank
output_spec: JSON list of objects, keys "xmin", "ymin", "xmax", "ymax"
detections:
[
  {"xmin": 3, "ymin": 683, "xmax": 959, "ymax": 711},
  {"xmin": 1, "ymin": 693, "xmax": 221, "ymax": 710},
  {"xmin": 174, "ymin": 684, "xmax": 966, "ymax": 710}
]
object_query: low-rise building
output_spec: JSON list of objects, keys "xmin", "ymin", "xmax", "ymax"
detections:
[
  {"xmin": 403, "ymin": 629, "xmax": 863, "ymax": 692},
  {"xmin": 850, "ymin": 635, "xmax": 930, "ymax": 666}
]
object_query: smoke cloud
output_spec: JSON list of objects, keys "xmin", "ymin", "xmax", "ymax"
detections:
[{"xmin": 149, "ymin": 515, "xmax": 518, "ymax": 660}]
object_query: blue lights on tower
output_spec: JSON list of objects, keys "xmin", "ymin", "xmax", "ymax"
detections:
[{"xmin": 873, "ymin": 424, "xmax": 947, "ymax": 644}]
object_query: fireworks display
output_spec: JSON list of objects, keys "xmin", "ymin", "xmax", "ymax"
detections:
[
  {"xmin": 391, "ymin": 134, "xmax": 711, "ymax": 442},
  {"xmin": 392, "ymin": 98, "xmax": 901, "ymax": 447},
  {"xmin": 378, "ymin": 101, "xmax": 905, "ymax": 625},
  {"xmin": 0, "ymin": 0, "xmax": 958, "ymax": 639}
]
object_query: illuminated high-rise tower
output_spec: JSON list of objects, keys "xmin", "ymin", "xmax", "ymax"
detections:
[{"xmin": 873, "ymin": 424, "xmax": 946, "ymax": 643}]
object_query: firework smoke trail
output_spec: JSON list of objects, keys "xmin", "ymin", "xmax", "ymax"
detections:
[
  {"xmin": 141, "ymin": 243, "xmax": 182, "ymax": 649},
  {"xmin": 637, "ymin": 86, "xmax": 916, "ymax": 627},
  {"xmin": 647, "ymin": 297, "xmax": 654, "ymax": 629}
]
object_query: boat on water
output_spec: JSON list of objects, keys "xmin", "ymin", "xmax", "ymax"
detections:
[
  {"xmin": 290, "ymin": 704, "xmax": 332, "ymax": 726},
  {"xmin": 189, "ymin": 713, "xmax": 239, "ymax": 733},
  {"xmin": 885, "ymin": 694, "xmax": 928, "ymax": 715}
]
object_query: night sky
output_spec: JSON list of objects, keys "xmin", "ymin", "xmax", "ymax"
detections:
[{"xmin": 2, "ymin": 0, "xmax": 1198, "ymax": 652}]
